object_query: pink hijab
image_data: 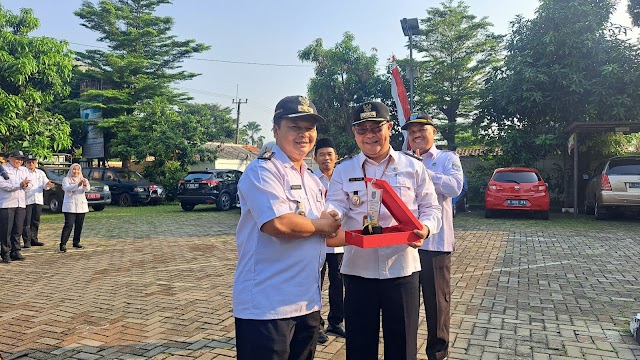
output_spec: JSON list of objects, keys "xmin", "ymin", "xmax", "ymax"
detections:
[{"xmin": 66, "ymin": 163, "xmax": 85, "ymax": 184}]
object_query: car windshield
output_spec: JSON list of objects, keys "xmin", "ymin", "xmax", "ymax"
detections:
[
  {"xmin": 116, "ymin": 170, "xmax": 145, "ymax": 181},
  {"xmin": 184, "ymin": 172, "xmax": 218, "ymax": 181},
  {"xmin": 43, "ymin": 168, "xmax": 66, "ymax": 182},
  {"xmin": 607, "ymin": 158, "xmax": 640, "ymax": 175},
  {"xmin": 493, "ymin": 171, "xmax": 540, "ymax": 184}
]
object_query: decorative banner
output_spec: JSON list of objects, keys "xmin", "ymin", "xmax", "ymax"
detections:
[
  {"xmin": 390, "ymin": 55, "xmax": 411, "ymax": 151},
  {"xmin": 568, "ymin": 133, "xmax": 575, "ymax": 155}
]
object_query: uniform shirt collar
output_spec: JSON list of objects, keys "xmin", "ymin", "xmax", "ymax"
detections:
[
  {"xmin": 272, "ymin": 144, "xmax": 309, "ymax": 172},
  {"xmin": 357, "ymin": 147, "xmax": 399, "ymax": 167},
  {"xmin": 423, "ymin": 146, "xmax": 440, "ymax": 160}
]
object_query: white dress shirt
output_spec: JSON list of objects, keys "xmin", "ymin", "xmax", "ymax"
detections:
[
  {"xmin": 62, "ymin": 177, "xmax": 90, "ymax": 213},
  {"xmin": 25, "ymin": 168, "xmax": 52, "ymax": 205},
  {"xmin": 419, "ymin": 147, "xmax": 464, "ymax": 252},
  {"xmin": 326, "ymin": 148, "xmax": 442, "ymax": 279},
  {"xmin": 314, "ymin": 169, "xmax": 344, "ymax": 254},
  {"xmin": 233, "ymin": 145, "xmax": 326, "ymax": 320},
  {"xmin": 0, "ymin": 164, "xmax": 31, "ymax": 208}
]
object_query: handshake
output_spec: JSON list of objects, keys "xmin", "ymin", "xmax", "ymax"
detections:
[{"xmin": 318, "ymin": 210, "xmax": 341, "ymax": 238}]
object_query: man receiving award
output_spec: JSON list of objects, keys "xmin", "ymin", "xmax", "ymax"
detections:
[{"xmin": 325, "ymin": 101, "xmax": 442, "ymax": 360}]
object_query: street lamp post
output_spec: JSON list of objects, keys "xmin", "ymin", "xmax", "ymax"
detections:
[{"xmin": 401, "ymin": 18, "xmax": 419, "ymax": 113}]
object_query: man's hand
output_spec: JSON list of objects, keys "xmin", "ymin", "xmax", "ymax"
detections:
[
  {"xmin": 318, "ymin": 211, "xmax": 341, "ymax": 237},
  {"xmin": 409, "ymin": 224, "xmax": 430, "ymax": 248},
  {"xmin": 20, "ymin": 179, "xmax": 31, "ymax": 188},
  {"xmin": 415, "ymin": 148, "xmax": 421, "ymax": 157}
]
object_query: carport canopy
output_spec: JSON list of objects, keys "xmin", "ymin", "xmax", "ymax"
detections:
[{"xmin": 564, "ymin": 121, "xmax": 640, "ymax": 216}]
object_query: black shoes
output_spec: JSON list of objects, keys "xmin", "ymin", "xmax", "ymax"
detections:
[
  {"xmin": 23, "ymin": 243, "xmax": 31, "ymax": 248},
  {"xmin": 317, "ymin": 330, "xmax": 329, "ymax": 344},
  {"xmin": 1, "ymin": 256, "xmax": 9, "ymax": 264},
  {"xmin": 10, "ymin": 252, "xmax": 25, "ymax": 261},
  {"xmin": 60, "ymin": 245, "xmax": 67, "ymax": 252},
  {"xmin": 72, "ymin": 244, "xmax": 84, "ymax": 249},
  {"xmin": 326, "ymin": 324, "xmax": 346, "ymax": 338},
  {"xmin": 32, "ymin": 241, "xmax": 45, "ymax": 246}
]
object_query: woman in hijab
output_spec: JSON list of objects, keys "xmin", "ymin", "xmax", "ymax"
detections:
[{"xmin": 60, "ymin": 163, "xmax": 90, "ymax": 252}]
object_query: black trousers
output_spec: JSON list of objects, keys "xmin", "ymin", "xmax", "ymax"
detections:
[
  {"xmin": 343, "ymin": 272, "xmax": 420, "ymax": 360},
  {"xmin": 419, "ymin": 250, "xmax": 452, "ymax": 360},
  {"xmin": 235, "ymin": 311, "xmax": 320, "ymax": 360},
  {"xmin": 23, "ymin": 203, "xmax": 42, "ymax": 246},
  {"xmin": 60, "ymin": 212, "xmax": 85, "ymax": 246},
  {"xmin": 0, "ymin": 207, "xmax": 24, "ymax": 257},
  {"xmin": 320, "ymin": 252, "xmax": 344, "ymax": 329}
]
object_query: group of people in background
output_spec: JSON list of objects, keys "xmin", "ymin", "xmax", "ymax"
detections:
[
  {"xmin": 0, "ymin": 151, "xmax": 89, "ymax": 264},
  {"xmin": 233, "ymin": 95, "xmax": 464, "ymax": 360}
]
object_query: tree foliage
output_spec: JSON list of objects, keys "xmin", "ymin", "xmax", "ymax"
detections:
[
  {"xmin": 412, "ymin": 0, "xmax": 502, "ymax": 149},
  {"xmin": 242, "ymin": 121, "xmax": 262, "ymax": 146},
  {"xmin": 478, "ymin": 0, "xmax": 640, "ymax": 166},
  {"xmin": 72, "ymin": 0, "xmax": 209, "ymax": 164},
  {"xmin": 629, "ymin": 0, "xmax": 640, "ymax": 27},
  {"xmin": 0, "ymin": 5, "xmax": 73, "ymax": 157},
  {"xmin": 298, "ymin": 32, "xmax": 387, "ymax": 156}
]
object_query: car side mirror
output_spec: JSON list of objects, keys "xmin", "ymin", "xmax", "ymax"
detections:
[{"xmin": 582, "ymin": 174, "xmax": 589, "ymax": 180}]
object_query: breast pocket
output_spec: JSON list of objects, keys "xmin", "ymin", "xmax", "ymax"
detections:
[
  {"xmin": 343, "ymin": 182, "xmax": 367, "ymax": 209},
  {"xmin": 391, "ymin": 176, "xmax": 415, "ymax": 206}
]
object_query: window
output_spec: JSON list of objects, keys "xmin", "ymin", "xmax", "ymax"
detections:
[
  {"xmin": 91, "ymin": 169, "xmax": 104, "ymax": 180},
  {"xmin": 492, "ymin": 171, "xmax": 540, "ymax": 184},
  {"xmin": 105, "ymin": 171, "xmax": 116, "ymax": 181},
  {"xmin": 185, "ymin": 172, "xmax": 215, "ymax": 181},
  {"xmin": 607, "ymin": 158, "xmax": 640, "ymax": 175}
]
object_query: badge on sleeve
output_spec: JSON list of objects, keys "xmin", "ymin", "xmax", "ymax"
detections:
[{"xmin": 452, "ymin": 162, "xmax": 462, "ymax": 172}]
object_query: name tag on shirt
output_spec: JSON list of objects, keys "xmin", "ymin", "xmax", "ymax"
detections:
[
  {"xmin": 290, "ymin": 185, "xmax": 302, "ymax": 190},
  {"xmin": 349, "ymin": 177, "xmax": 365, "ymax": 182}
]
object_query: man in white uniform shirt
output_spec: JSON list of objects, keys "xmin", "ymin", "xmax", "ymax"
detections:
[
  {"xmin": 0, "ymin": 150, "xmax": 32, "ymax": 263},
  {"xmin": 22, "ymin": 155, "xmax": 54, "ymax": 247},
  {"xmin": 233, "ymin": 96, "xmax": 341, "ymax": 360},
  {"xmin": 325, "ymin": 102, "xmax": 442, "ymax": 360},
  {"xmin": 403, "ymin": 112, "xmax": 464, "ymax": 360},
  {"xmin": 313, "ymin": 138, "xmax": 345, "ymax": 344}
]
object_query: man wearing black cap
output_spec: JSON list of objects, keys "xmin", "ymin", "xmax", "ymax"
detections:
[
  {"xmin": 313, "ymin": 138, "xmax": 345, "ymax": 344},
  {"xmin": 403, "ymin": 112, "xmax": 464, "ymax": 360},
  {"xmin": 233, "ymin": 96, "xmax": 342, "ymax": 360},
  {"xmin": 0, "ymin": 150, "xmax": 32, "ymax": 263},
  {"xmin": 325, "ymin": 101, "xmax": 442, "ymax": 360},
  {"xmin": 23, "ymin": 155, "xmax": 54, "ymax": 247}
]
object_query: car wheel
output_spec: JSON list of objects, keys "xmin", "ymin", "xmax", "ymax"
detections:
[
  {"xmin": 216, "ymin": 192, "xmax": 232, "ymax": 211},
  {"xmin": 457, "ymin": 195, "xmax": 468, "ymax": 212},
  {"xmin": 484, "ymin": 209, "xmax": 494, "ymax": 218},
  {"xmin": 118, "ymin": 193, "xmax": 132, "ymax": 207},
  {"xmin": 49, "ymin": 195, "xmax": 62, "ymax": 213},
  {"xmin": 539, "ymin": 211, "xmax": 549, "ymax": 220},
  {"xmin": 594, "ymin": 201, "xmax": 607, "ymax": 220},
  {"xmin": 584, "ymin": 200, "xmax": 595, "ymax": 215},
  {"xmin": 181, "ymin": 203, "xmax": 195, "ymax": 211},
  {"xmin": 452, "ymin": 204, "xmax": 457, "ymax": 218},
  {"xmin": 92, "ymin": 205, "xmax": 105, "ymax": 211}
]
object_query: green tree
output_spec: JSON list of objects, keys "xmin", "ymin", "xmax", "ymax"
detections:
[
  {"xmin": 629, "ymin": 0, "xmax": 640, "ymax": 27},
  {"xmin": 411, "ymin": 0, "xmax": 502, "ymax": 150},
  {"xmin": 73, "ymin": 0, "xmax": 209, "ymax": 166},
  {"xmin": 298, "ymin": 32, "xmax": 387, "ymax": 156},
  {"xmin": 242, "ymin": 121, "xmax": 262, "ymax": 146},
  {"xmin": 0, "ymin": 5, "xmax": 73, "ymax": 157},
  {"xmin": 478, "ymin": 0, "xmax": 640, "ymax": 166}
]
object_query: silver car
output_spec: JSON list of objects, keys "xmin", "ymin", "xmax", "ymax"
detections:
[{"xmin": 584, "ymin": 155, "xmax": 640, "ymax": 219}]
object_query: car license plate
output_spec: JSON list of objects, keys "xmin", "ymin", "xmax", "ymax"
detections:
[
  {"xmin": 629, "ymin": 182, "xmax": 640, "ymax": 189},
  {"xmin": 507, "ymin": 199, "xmax": 527, "ymax": 206},
  {"xmin": 186, "ymin": 183, "xmax": 198, "ymax": 189},
  {"xmin": 87, "ymin": 193, "xmax": 100, "ymax": 200}
]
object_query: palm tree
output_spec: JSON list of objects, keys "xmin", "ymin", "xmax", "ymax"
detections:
[{"xmin": 242, "ymin": 121, "xmax": 262, "ymax": 146}]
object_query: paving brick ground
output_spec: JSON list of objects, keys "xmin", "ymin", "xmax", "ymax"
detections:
[{"xmin": 1, "ymin": 206, "xmax": 639, "ymax": 359}]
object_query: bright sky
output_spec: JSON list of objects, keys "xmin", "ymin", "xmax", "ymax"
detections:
[{"xmin": 3, "ymin": 0, "xmax": 638, "ymax": 141}]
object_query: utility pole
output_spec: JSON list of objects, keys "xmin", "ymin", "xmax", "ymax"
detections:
[{"xmin": 233, "ymin": 98, "xmax": 248, "ymax": 144}]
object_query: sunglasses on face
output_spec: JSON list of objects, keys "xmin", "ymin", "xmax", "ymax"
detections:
[{"xmin": 354, "ymin": 122, "xmax": 387, "ymax": 136}]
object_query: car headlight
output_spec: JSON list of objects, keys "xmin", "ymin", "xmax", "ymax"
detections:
[
  {"xmin": 90, "ymin": 186, "xmax": 98, "ymax": 192},
  {"xmin": 134, "ymin": 187, "xmax": 146, "ymax": 192},
  {"xmin": 103, "ymin": 185, "xmax": 109, "ymax": 192}
]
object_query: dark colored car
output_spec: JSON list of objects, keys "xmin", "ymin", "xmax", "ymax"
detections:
[
  {"xmin": 41, "ymin": 166, "xmax": 112, "ymax": 213},
  {"xmin": 177, "ymin": 169, "xmax": 242, "ymax": 211},
  {"xmin": 452, "ymin": 176, "xmax": 468, "ymax": 218},
  {"xmin": 484, "ymin": 167, "xmax": 550, "ymax": 219},
  {"xmin": 584, "ymin": 155, "xmax": 640, "ymax": 219},
  {"xmin": 83, "ymin": 167, "xmax": 165, "ymax": 207}
]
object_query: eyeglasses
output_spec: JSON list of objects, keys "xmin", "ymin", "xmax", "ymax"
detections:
[{"xmin": 354, "ymin": 122, "xmax": 387, "ymax": 136}]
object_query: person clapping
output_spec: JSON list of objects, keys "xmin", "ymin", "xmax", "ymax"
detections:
[{"xmin": 60, "ymin": 163, "xmax": 90, "ymax": 252}]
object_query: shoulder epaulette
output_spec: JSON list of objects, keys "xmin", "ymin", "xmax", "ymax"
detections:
[
  {"xmin": 336, "ymin": 154, "xmax": 356, "ymax": 165},
  {"xmin": 402, "ymin": 151, "xmax": 423, "ymax": 162},
  {"xmin": 258, "ymin": 151, "xmax": 275, "ymax": 160}
]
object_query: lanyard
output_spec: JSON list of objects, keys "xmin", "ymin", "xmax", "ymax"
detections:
[{"xmin": 361, "ymin": 156, "xmax": 392, "ymax": 181}]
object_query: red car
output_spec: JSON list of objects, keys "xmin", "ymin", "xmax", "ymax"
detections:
[{"xmin": 484, "ymin": 167, "xmax": 550, "ymax": 219}]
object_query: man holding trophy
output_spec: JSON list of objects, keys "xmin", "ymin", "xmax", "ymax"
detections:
[{"xmin": 325, "ymin": 101, "xmax": 442, "ymax": 360}]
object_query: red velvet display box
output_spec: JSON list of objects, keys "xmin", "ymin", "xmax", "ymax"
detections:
[{"xmin": 345, "ymin": 177, "xmax": 423, "ymax": 248}]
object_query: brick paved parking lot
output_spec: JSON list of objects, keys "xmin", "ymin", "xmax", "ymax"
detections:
[{"xmin": 1, "ymin": 206, "xmax": 639, "ymax": 360}]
